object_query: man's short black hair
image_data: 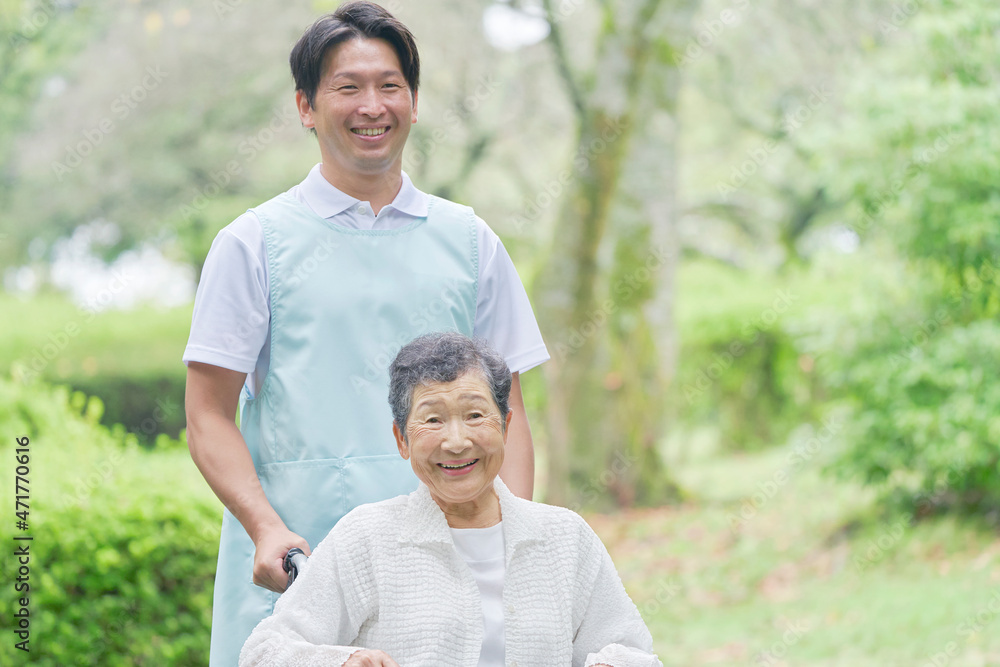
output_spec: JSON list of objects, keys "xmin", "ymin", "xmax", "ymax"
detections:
[{"xmin": 290, "ymin": 1, "xmax": 420, "ymax": 109}]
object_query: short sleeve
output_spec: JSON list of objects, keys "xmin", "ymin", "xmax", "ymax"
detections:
[
  {"xmin": 183, "ymin": 212, "xmax": 270, "ymax": 374},
  {"xmin": 474, "ymin": 218, "xmax": 549, "ymax": 374}
]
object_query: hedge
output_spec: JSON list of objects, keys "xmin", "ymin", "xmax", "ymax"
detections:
[{"xmin": 0, "ymin": 377, "xmax": 221, "ymax": 666}]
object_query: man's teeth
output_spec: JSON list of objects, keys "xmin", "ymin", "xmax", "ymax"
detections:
[
  {"xmin": 353, "ymin": 127, "xmax": 387, "ymax": 136},
  {"xmin": 440, "ymin": 460, "xmax": 476, "ymax": 469}
]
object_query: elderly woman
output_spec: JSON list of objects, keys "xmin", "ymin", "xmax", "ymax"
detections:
[{"xmin": 240, "ymin": 332, "xmax": 661, "ymax": 667}]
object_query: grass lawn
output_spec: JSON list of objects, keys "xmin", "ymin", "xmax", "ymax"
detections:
[
  {"xmin": 0, "ymin": 292, "xmax": 192, "ymax": 381},
  {"xmin": 586, "ymin": 443, "xmax": 1000, "ymax": 666}
]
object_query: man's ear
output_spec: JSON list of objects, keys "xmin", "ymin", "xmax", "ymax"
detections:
[
  {"xmin": 393, "ymin": 422, "xmax": 410, "ymax": 460},
  {"xmin": 411, "ymin": 89, "xmax": 418, "ymax": 124},
  {"xmin": 295, "ymin": 89, "xmax": 314, "ymax": 129}
]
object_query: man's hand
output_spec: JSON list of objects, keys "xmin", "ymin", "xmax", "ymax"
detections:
[
  {"xmin": 343, "ymin": 649, "xmax": 401, "ymax": 666},
  {"xmin": 252, "ymin": 524, "xmax": 311, "ymax": 593}
]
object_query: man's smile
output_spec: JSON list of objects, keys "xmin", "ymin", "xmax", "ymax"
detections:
[{"xmin": 351, "ymin": 126, "xmax": 389, "ymax": 137}]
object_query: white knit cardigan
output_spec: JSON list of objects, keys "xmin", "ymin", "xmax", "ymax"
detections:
[{"xmin": 239, "ymin": 478, "xmax": 662, "ymax": 667}]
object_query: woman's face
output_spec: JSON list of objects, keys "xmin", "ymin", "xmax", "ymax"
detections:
[{"xmin": 393, "ymin": 372, "xmax": 511, "ymax": 521}]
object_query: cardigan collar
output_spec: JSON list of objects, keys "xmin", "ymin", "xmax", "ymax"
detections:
[{"xmin": 399, "ymin": 477, "xmax": 545, "ymax": 558}]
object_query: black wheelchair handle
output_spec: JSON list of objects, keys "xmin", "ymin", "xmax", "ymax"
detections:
[{"xmin": 283, "ymin": 547, "xmax": 308, "ymax": 589}]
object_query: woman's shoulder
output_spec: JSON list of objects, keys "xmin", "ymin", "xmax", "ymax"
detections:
[
  {"xmin": 319, "ymin": 493, "xmax": 411, "ymax": 550},
  {"xmin": 512, "ymin": 496, "xmax": 601, "ymax": 543},
  {"xmin": 340, "ymin": 493, "xmax": 410, "ymax": 527},
  {"xmin": 504, "ymin": 499, "xmax": 611, "ymax": 583}
]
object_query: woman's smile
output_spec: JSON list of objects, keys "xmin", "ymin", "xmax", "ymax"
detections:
[{"xmin": 438, "ymin": 458, "xmax": 480, "ymax": 475}]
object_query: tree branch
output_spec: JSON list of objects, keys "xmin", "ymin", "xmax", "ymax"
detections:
[
  {"xmin": 621, "ymin": 0, "xmax": 673, "ymax": 113},
  {"xmin": 434, "ymin": 129, "xmax": 498, "ymax": 201},
  {"xmin": 541, "ymin": 0, "xmax": 588, "ymax": 122},
  {"xmin": 680, "ymin": 241, "xmax": 748, "ymax": 270},
  {"xmin": 711, "ymin": 52, "xmax": 817, "ymax": 163},
  {"xmin": 682, "ymin": 199, "xmax": 761, "ymax": 241}
]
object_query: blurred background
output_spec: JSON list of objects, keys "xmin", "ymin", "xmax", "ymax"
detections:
[{"xmin": 1, "ymin": 0, "xmax": 999, "ymax": 664}]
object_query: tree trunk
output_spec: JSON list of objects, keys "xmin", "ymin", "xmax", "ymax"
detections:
[
  {"xmin": 532, "ymin": 0, "xmax": 701, "ymax": 507},
  {"xmin": 533, "ymin": 112, "xmax": 634, "ymax": 506}
]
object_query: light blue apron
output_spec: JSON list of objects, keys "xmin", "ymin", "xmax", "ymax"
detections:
[{"xmin": 208, "ymin": 191, "xmax": 479, "ymax": 666}]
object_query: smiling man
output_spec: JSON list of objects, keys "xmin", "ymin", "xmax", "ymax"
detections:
[{"xmin": 182, "ymin": 3, "xmax": 548, "ymax": 665}]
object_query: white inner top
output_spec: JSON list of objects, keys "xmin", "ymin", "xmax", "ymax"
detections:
[{"xmin": 449, "ymin": 522, "xmax": 506, "ymax": 667}]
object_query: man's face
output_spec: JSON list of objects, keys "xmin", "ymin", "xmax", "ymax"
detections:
[{"xmin": 296, "ymin": 37, "xmax": 417, "ymax": 184}]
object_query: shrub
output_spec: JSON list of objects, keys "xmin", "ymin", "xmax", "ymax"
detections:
[
  {"xmin": 820, "ymin": 308, "xmax": 1000, "ymax": 514},
  {"xmin": 671, "ymin": 260, "xmax": 827, "ymax": 452},
  {"xmin": 0, "ymin": 377, "xmax": 221, "ymax": 666},
  {"xmin": 0, "ymin": 293, "xmax": 191, "ymax": 445},
  {"xmin": 65, "ymin": 372, "xmax": 187, "ymax": 446}
]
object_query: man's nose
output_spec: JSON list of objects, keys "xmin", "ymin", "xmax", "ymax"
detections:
[{"xmin": 358, "ymin": 87, "xmax": 386, "ymax": 116}]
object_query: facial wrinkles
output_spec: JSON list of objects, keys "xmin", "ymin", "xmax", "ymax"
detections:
[
  {"xmin": 407, "ymin": 404, "xmax": 503, "ymax": 445},
  {"xmin": 406, "ymin": 377, "xmax": 502, "ymax": 443}
]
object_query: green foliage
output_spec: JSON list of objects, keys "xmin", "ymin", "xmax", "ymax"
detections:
[
  {"xmin": 0, "ymin": 1, "xmax": 105, "ymax": 155},
  {"xmin": 0, "ymin": 0, "xmax": 112, "ymax": 269},
  {"xmin": 0, "ymin": 377, "xmax": 221, "ymax": 665},
  {"xmin": 677, "ymin": 326, "xmax": 806, "ymax": 452},
  {"xmin": 0, "ymin": 294, "xmax": 191, "ymax": 379},
  {"xmin": 857, "ymin": 1, "xmax": 1000, "ymax": 288},
  {"xmin": 0, "ymin": 0, "xmax": 319, "ymax": 269},
  {"xmin": 820, "ymin": 295, "xmax": 1000, "ymax": 512},
  {"xmin": 67, "ymin": 373, "xmax": 187, "ymax": 444},
  {"xmin": 0, "ymin": 293, "xmax": 191, "ymax": 442},
  {"xmin": 815, "ymin": 0, "xmax": 1000, "ymax": 512},
  {"xmin": 672, "ymin": 259, "xmax": 829, "ymax": 452}
]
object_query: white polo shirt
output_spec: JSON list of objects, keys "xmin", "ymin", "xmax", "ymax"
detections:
[{"xmin": 183, "ymin": 165, "xmax": 549, "ymax": 395}]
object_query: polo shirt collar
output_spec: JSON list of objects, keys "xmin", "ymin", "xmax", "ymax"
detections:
[{"xmin": 299, "ymin": 163, "xmax": 429, "ymax": 219}]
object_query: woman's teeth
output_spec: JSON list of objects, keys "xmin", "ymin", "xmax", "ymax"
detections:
[{"xmin": 440, "ymin": 460, "xmax": 477, "ymax": 469}]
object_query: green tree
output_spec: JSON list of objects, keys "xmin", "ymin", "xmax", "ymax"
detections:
[
  {"xmin": 0, "ymin": 1, "xmax": 106, "ymax": 255},
  {"xmin": 817, "ymin": 0, "xmax": 1000, "ymax": 512}
]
